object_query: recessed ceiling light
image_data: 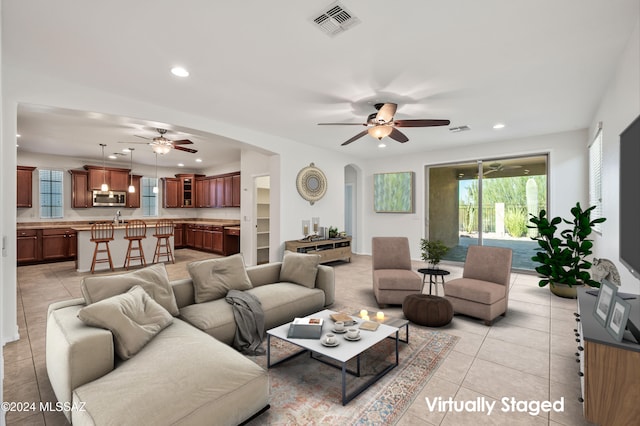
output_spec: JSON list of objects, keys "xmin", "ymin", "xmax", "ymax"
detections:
[
  {"xmin": 195, "ymin": 158, "xmax": 202, "ymax": 163},
  {"xmin": 108, "ymin": 155, "xmax": 117, "ymax": 159},
  {"xmin": 171, "ymin": 67, "xmax": 189, "ymax": 77},
  {"xmin": 178, "ymin": 163, "xmax": 184, "ymax": 167},
  {"xmin": 121, "ymin": 148, "xmax": 131, "ymax": 153},
  {"xmin": 493, "ymin": 123, "xmax": 505, "ymax": 129},
  {"xmin": 16, "ymin": 134, "xmax": 21, "ymax": 138},
  {"xmin": 378, "ymin": 142, "xmax": 386, "ymax": 148}
]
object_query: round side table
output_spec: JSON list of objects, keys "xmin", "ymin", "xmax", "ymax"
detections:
[{"xmin": 417, "ymin": 268, "xmax": 450, "ymax": 296}]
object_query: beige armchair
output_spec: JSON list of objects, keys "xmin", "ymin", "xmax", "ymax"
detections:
[
  {"xmin": 444, "ymin": 245, "xmax": 512, "ymax": 325},
  {"xmin": 372, "ymin": 237, "xmax": 422, "ymax": 306}
]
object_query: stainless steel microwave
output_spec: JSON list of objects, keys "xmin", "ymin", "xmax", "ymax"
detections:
[{"xmin": 92, "ymin": 190, "xmax": 126, "ymax": 207}]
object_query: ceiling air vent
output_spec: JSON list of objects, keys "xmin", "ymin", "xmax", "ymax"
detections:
[
  {"xmin": 311, "ymin": 2, "xmax": 361, "ymax": 37},
  {"xmin": 449, "ymin": 125, "xmax": 471, "ymax": 133}
]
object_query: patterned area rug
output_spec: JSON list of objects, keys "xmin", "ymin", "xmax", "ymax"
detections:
[{"xmin": 245, "ymin": 323, "xmax": 458, "ymax": 425}]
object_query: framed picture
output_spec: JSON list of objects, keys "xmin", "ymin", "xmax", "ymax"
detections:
[
  {"xmin": 606, "ymin": 296, "xmax": 631, "ymax": 342},
  {"xmin": 373, "ymin": 172, "xmax": 414, "ymax": 213},
  {"xmin": 593, "ymin": 278, "xmax": 617, "ymax": 327}
]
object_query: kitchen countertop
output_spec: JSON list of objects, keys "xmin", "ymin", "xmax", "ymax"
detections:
[{"xmin": 17, "ymin": 219, "xmax": 240, "ymax": 231}]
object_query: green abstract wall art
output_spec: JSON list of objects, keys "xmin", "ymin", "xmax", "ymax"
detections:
[{"xmin": 373, "ymin": 171, "xmax": 414, "ymax": 213}]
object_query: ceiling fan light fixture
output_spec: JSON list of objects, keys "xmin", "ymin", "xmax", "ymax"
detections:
[
  {"xmin": 368, "ymin": 126, "xmax": 393, "ymax": 140},
  {"xmin": 152, "ymin": 143, "xmax": 172, "ymax": 155}
]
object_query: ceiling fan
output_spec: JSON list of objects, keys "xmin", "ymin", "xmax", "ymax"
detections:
[
  {"xmin": 483, "ymin": 162, "xmax": 523, "ymax": 176},
  {"xmin": 119, "ymin": 128, "xmax": 197, "ymax": 154},
  {"xmin": 318, "ymin": 102, "xmax": 450, "ymax": 146}
]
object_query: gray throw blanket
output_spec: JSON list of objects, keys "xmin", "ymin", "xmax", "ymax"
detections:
[{"xmin": 225, "ymin": 290, "xmax": 265, "ymax": 355}]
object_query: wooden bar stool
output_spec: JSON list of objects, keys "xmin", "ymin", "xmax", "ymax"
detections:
[
  {"xmin": 153, "ymin": 219, "xmax": 175, "ymax": 264},
  {"xmin": 123, "ymin": 220, "xmax": 147, "ymax": 270},
  {"xmin": 90, "ymin": 222, "xmax": 114, "ymax": 273}
]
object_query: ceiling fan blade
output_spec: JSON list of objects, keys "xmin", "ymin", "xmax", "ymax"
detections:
[
  {"xmin": 118, "ymin": 141, "xmax": 151, "ymax": 145},
  {"xmin": 394, "ymin": 119, "xmax": 451, "ymax": 127},
  {"xmin": 174, "ymin": 146, "xmax": 198, "ymax": 154},
  {"xmin": 134, "ymin": 134, "xmax": 153, "ymax": 140},
  {"xmin": 388, "ymin": 128, "xmax": 409, "ymax": 143},
  {"xmin": 171, "ymin": 139, "xmax": 193, "ymax": 145},
  {"xmin": 341, "ymin": 130, "xmax": 369, "ymax": 146},
  {"xmin": 318, "ymin": 122, "xmax": 367, "ymax": 126},
  {"xmin": 375, "ymin": 103, "xmax": 397, "ymax": 123}
]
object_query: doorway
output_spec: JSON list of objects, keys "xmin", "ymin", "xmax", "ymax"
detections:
[
  {"xmin": 254, "ymin": 175, "xmax": 270, "ymax": 265},
  {"xmin": 427, "ymin": 155, "xmax": 547, "ymax": 270}
]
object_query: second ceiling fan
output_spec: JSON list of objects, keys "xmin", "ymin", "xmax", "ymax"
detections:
[
  {"xmin": 318, "ymin": 102, "xmax": 450, "ymax": 146},
  {"xmin": 119, "ymin": 128, "xmax": 198, "ymax": 154}
]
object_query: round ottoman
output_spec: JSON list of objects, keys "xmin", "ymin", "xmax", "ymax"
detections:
[{"xmin": 402, "ymin": 294, "xmax": 453, "ymax": 327}]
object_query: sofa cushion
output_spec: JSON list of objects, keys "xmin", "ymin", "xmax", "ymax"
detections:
[
  {"xmin": 279, "ymin": 250, "xmax": 320, "ymax": 288},
  {"xmin": 179, "ymin": 283, "xmax": 325, "ymax": 344},
  {"xmin": 77, "ymin": 286, "xmax": 174, "ymax": 360},
  {"xmin": 444, "ymin": 278, "xmax": 506, "ymax": 304},
  {"xmin": 188, "ymin": 253, "xmax": 253, "ymax": 303},
  {"xmin": 81, "ymin": 263, "xmax": 179, "ymax": 316},
  {"xmin": 71, "ymin": 318, "xmax": 268, "ymax": 426}
]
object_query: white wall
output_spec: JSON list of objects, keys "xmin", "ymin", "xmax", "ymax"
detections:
[
  {"xmin": 590, "ymin": 18, "xmax": 640, "ymax": 294},
  {"xmin": 360, "ymin": 129, "xmax": 589, "ymax": 260}
]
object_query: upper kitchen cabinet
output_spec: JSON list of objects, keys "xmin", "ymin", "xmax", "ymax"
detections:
[
  {"xmin": 17, "ymin": 166, "xmax": 37, "ymax": 208},
  {"xmin": 126, "ymin": 175, "xmax": 142, "ymax": 208},
  {"xmin": 85, "ymin": 165, "xmax": 130, "ymax": 191},
  {"xmin": 69, "ymin": 170, "xmax": 90, "ymax": 208},
  {"xmin": 175, "ymin": 174, "xmax": 204, "ymax": 208},
  {"xmin": 162, "ymin": 177, "xmax": 180, "ymax": 208}
]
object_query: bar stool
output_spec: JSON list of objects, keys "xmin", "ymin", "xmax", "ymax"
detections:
[
  {"xmin": 153, "ymin": 219, "xmax": 175, "ymax": 264},
  {"xmin": 90, "ymin": 222, "xmax": 114, "ymax": 273},
  {"xmin": 123, "ymin": 219, "xmax": 147, "ymax": 270}
]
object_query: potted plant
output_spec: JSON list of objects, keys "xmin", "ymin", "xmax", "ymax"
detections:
[
  {"xmin": 527, "ymin": 202, "xmax": 606, "ymax": 298},
  {"xmin": 419, "ymin": 239, "xmax": 449, "ymax": 269}
]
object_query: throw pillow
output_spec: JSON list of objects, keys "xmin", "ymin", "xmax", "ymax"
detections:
[
  {"xmin": 77, "ymin": 285, "xmax": 173, "ymax": 360},
  {"xmin": 187, "ymin": 253, "xmax": 253, "ymax": 303},
  {"xmin": 81, "ymin": 263, "xmax": 179, "ymax": 316},
  {"xmin": 279, "ymin": 250, "xmax": 320, "ymax": 288}
]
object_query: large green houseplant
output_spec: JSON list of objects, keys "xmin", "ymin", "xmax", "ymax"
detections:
[
  {"xmin": 419, "ymin": 239, "xmax": 449, "ymax": 269},
  {"xmin": 527, "ymin": 202, "xmax": 606, "ymax": 297}
]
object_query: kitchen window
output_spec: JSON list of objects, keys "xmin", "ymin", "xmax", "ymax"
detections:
[
  {"xmin": 39, "ymin": 169, "xmax": 63, "ymax": 218},
  {"xmin": 141, "ymin": 177, "xmax": 158, "ymax": 217}
]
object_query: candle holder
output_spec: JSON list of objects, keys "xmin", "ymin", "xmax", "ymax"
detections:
[
  {"xmin": 302, "ymin": 220, "xmax": 310, "ymax": 239},
  {"xmin": 312, "ymin": 217, "xmax": 320, "ymax": 234}
]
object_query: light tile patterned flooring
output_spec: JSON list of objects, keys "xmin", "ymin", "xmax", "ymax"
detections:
[{"xmin": 3, "ymin": 250, "xmax": 594, "ymax": 425}]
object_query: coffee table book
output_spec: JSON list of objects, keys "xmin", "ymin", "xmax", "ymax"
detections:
[
  {"xmin": 359, "ymin": 321, "xmax": 380, "ymax": 331},
  {"xmin": 329, "ymin": 312, "xmax": 357, "ymax": 326},
  {"xmin": 287, "ymin": 317, "xmax": 324, "ymax": 339}
]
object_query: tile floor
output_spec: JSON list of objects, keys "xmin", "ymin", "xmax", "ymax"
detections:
[{"xmin": 3, "ymin": 250, "xmax": 594, "ymax": 425}]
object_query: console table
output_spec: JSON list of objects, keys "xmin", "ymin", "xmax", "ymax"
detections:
[
  {"xmin": 285, "ymin": 237, "xmax": 351, "ymax": 264},
  {"xmin": 576, "ymin": 288, "xmax": 640, "ymax": 426}
]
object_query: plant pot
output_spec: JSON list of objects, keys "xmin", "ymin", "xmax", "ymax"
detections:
[{"xmin": 549, "ymin": 282, "xmax": 584, "ymax": 299}]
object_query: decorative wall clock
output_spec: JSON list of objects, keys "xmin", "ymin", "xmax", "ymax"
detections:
[{"xmin": 296, "ymin": 163, "xmax": 327, "ymax": 205}]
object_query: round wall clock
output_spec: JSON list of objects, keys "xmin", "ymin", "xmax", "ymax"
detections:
[{"xmin": 296, "ymin": 163, "xmax": 327, "ymax": 205}]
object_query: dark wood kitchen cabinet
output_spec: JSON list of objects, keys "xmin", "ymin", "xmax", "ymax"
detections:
[
  {"xmin": 17, "ymin": 229, "xmax": 39, "ymax": 263},
  {"xmin": 69, "ymin": 170, "xmax": 91, "ymax": 208},
  {"xmin": 126, "ymin": 175, "xmax": 141, "ymax": 208},
  {"xmin": 163, "ymin": 178, "xmax": 180, "ymax": 208},
  {"xmin": 85, "ymin": 165, "xmax": 131, "ymax": 191},
  {"xmin": 41, "ymin": 229, "xmax": 76, "ymax": 261},
  {"xmin": 17, "ymin": 166, "xmax": 36, "ymax": 208},
  {"xmin": 173, "ymin": 223, "xmax": 184, "ymax": 248}
]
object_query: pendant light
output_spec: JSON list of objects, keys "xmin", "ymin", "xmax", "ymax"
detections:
[
  {"xmin": 100, "ymin": 143, "xmax": 109, "ymax": 191},
  {"xmin": 153, "ymin": 152, "xmax": 159, "ymax": 193},
  {"xmin": 128, "ymin": 148, "xmax": 135, "ymax": 193}
]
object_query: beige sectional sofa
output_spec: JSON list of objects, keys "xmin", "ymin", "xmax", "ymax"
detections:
[{"xmin": 46, "ymin": 255, "xmax": 335, "ymax": 425}]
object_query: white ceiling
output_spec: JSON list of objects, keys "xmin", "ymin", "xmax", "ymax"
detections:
[{"xmin": 4, "ymin": 0, "xmax": 639, "ymax": 168}]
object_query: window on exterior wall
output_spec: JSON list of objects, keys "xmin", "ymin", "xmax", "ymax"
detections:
[
  {"xmin": 39, "ymin": 169, "xmax": 64, "ymax": 218},
  {"xmin": 141, "ymin": 177, "xmax": 158, "ymax": 217},
  {"xmin": 589, "ymin": 125, "xmax": 603, "ymax": 232}
]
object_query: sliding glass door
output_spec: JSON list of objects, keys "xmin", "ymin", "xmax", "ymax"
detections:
[{"xmin": 427, "ymin": 155, "xmax": 547, "ymax": 270}]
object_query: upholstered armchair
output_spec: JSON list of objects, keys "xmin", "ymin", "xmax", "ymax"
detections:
[
  {"xmin": 444, "ymin": 245, "xmax": 513, "ymax": 325},
  {"xmin": 372, "ymin": 237, "xmax": 423, "ymax": 306}
]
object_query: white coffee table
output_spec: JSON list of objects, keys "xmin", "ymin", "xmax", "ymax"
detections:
[{"xmin": 267, "ymin": 309, "xmax": 400, "ymax": 405}]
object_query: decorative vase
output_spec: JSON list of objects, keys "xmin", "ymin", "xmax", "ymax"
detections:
[{"xmin": 549, "ymin": 282, "xmax": 583, "ymax": 299}]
